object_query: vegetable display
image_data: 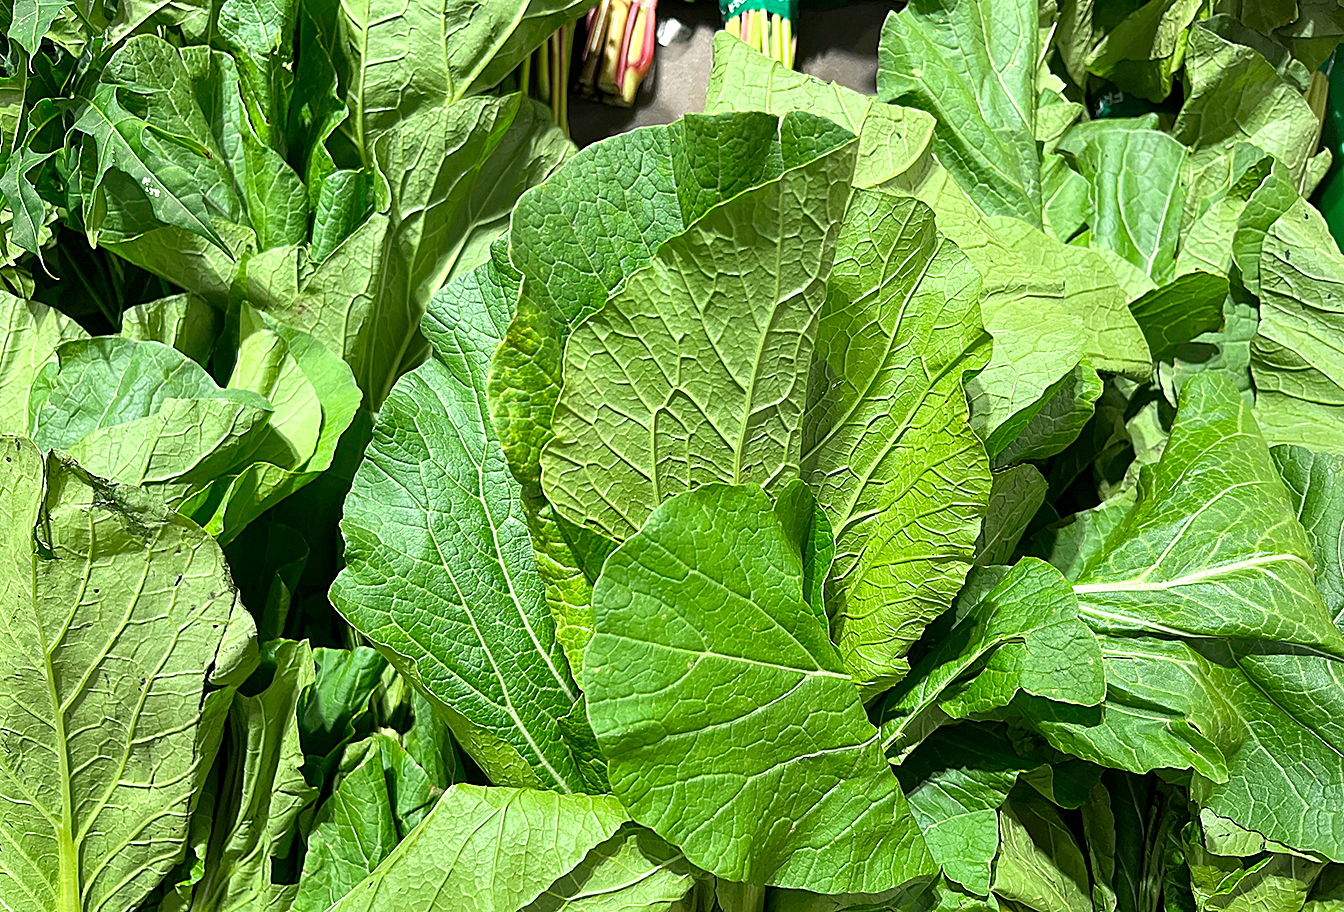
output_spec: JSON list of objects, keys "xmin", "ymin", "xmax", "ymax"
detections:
[{"xmin": 3, "ymin": 0, "xmax": 1344, "ymax": 911}]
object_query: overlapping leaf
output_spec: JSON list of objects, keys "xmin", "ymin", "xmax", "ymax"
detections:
[
  {"xmin": 328, "ymin": 785, "xmax": 628, "ymax": 912},
  {"xmin": 584, "ymin": 484, "xmax": 936, "ymax": 893},
  {"xmin": 540, "ymin": 112, "xmax": 857, "ymax": 541},
  {"xmin": 802, "ymin": 191, "xmax": 990, "ymax": 688},
  {"xmin": 0, "ymin": 438, "xmax": 257, "ymax": 912},
  {"xmin": 1009, "ymin": 374, "xmax": 1344, "ymax": 858},
  {"xmin": 331, "ymin": 255, "xmax": 592, "ymax": 792}
]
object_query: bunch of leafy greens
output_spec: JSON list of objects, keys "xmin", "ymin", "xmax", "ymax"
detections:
[
  {"xmin": 0, "ymin": 0, "xmax": 598, "ymax": 907},
  {"xmin": 327, "ymin": 0, "xmax": 1344, "ymax": 908},
  {"xmin": 7, "ymin": 0, "xmax": 1344, "ymax": 910}
]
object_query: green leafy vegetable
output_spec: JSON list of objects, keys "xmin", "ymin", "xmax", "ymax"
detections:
[
  {"xmin": 584, "ymin": 484, "xmax": 935, "ymax": 892},
  {"xmin": 0, "ymin": 437, "xmax": 256, "ymax": 912}
]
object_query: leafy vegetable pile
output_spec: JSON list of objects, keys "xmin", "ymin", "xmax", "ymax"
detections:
[{"xmin": 5, "ymin": 0, "xmax": 1344, "ymax": 911}]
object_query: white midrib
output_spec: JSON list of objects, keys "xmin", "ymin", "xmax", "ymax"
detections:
[
  {"xmin": 1072, "ymin": 553, "xmax": 1312, "ymax": 594},
  {"xmin": 33, "ymin": 548, "xmax": 79, "ymax": 911}
]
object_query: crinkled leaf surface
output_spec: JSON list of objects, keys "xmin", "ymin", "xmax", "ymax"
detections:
[
  {"xmin": 488, "ymin": 123, "xmax": 678, "ymax": 486},
  {"xmin": 28, "ymin": 337, "xmax": 275, "ymax": 511},
  {"xmin": 541, "ymin": 112, "xmax": 857, "ymax": 542},
  {"xmin": 1006, "ymin": 375, "xmax": 1344, "ymax": 858},
  {"xmin": 0, "ymin": 293, "xmax": 86, "ymax": 436},
  {"xmin": 494, "ymin": 110, "xmax": 848, "ymax": 488},
  {"xmin": 180, "ymin": 639, "xmax": 317, "ymax": 912},
  {"xmin": 802, "ymin": 190, "xmax": 990, "ymax": 688},
  {"xmin": 331, "ymin": 261, "xmax": 589, "ymax": 792},
  {"xmin": 328, "ymin": 784, "xmax": 627, "ymax": 912},
  {"xmin": 0, "ymin": 438, "xmax": 257, "ymax": 912},
  {"xmin": 293, "ymin": 735, "xmax": 401, "ymax": 912},
  {"xmin": 1250, "ymin": 197, "xmax": 1344, "ymax": 454},
  {"xmin": 1069, "ymin": 372, "xmax": 1344, "ymax": 652},
  {"xmin": 1174, "ymin": 22, "xmax": 1322, "ymax": 194},
  {"xmin": 704, "ymin": 32, "xmax": 936, "ymax": 191},
  {"xmin": 523, "ymin": 824, "xmax": 702, "ymax": 912},
  {"xmin": 584, "ymin": 484, "xmax": 935, "ymax": 892},
  {"xmin": 878, "ymin": 558, "xmax": 1104, "ymax": 761},
  {"xmin": 877, "ymin": 0, "xmax": 1043, "ymax": 225}
]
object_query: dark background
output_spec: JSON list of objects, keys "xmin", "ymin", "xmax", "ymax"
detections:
[{"xmin": 569, "ymin": 1, "xmax": 903, "ymax": 146}]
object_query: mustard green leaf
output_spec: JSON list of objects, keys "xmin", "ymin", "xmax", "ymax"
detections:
[
  {"xmin": 585, "ymin": 484, "xmax": 935, "ymax": 893},
  {"xmin": 804, "ymin": 191, "xmax": 990, "ymax": 688},
  {"xmin": 0, "ymin": 438, "xmax": 257, "ymax": 912},
  {"xmin": 541, "ymin": 113, "xmax": 857, "ymax": 542},
  {"xmin": 332, "ymin": 257, "xmax": 590, "ymax": 792},
  {"xmin": 328, "ymin": 785, "xmax": 628, "ymax": 912}
]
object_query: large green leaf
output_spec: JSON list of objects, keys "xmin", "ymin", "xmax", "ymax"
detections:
[
  {"xmin": 975, "ymin": 465, "xmax": 1050, "ymax": 567},
  {"xmin": 704, "ymin": 32, "xmax": 937, "ymax": 191},
  {"xmin": 0, "ymin": 438, "xmax": 257, "ymax": 912},
  {"xmin": 1006, "ymin": 375, "xmax": 1344, "ymax": 858},
  {"xmin": 493, "ymin": 111, "xmax": 845, "ymax": 488},
  {"xmin": 260, "ymin": 92, "xmax": 572, "ymax": 407},
  {"xmin": 29, "ymin": 338, "xmax": 275, "ymax": 504},
  {"xmin": 0, "ymin": 293, "xmax": 86, "ymax": 435},
  {"xmin": 1069, "ymin": 372, "xmax": 1344, "ymax": 652},
  {"xmin": 315, "ymin": 0, "xmax": 592, "ymax": 157},
  {"xmin": 992, "ymin": 361, "xmax": 1104, "ymax": 467},
  {"xmin": 119, "ymin": 294, "xmax": 222, "ymax": 366},
  {"xmin": 331, "ymin": 258, "xmax": 590, "ymax": 792},
  {"xmin": 1128, "ymin": 272, "xmax": 1229, "ymax": 362},
  {"xmin": 293, "ymin": 735, "xmax": 402, "ymax": 912},
  {"xmin": 7, "ymin": 0, "xmax": 70, "ymax": 57},
  {"xmin": 929, "ymin": 204, "xmax": 1149, "ymax": 452},
  {"xmin": 72, "ymin": 35, "xmax": 239, "ymax": 250},
  {"xmin": 877, "ymin": 559, "xmax": 1104, "ymax": 762},
  {"xmin": 1173, "ymin": 21, "xmax": 1323, "ymax": 196},
  {"xmin": 540, "ymin": 112, "xmax": 857, "ymax": 542},
  {"xmin": 1186, "ymin": 823, "xmax": 1325, "ymax": 912},
  {"xmin": 877, "ymin": 0, "xmax": 1043, "ymax": 226},
  {"xmin": 298, "ymin": 646, "xmax": 389, "ymax": 790},
  {"xmin": 328, "ymin": 785, "xmax": 628, "ymax": 912},
  {"xmin": 802, "ymin": 191, "xmax": 990, "ymax": 688},
  {"xmin": 1069, "ymin": 128, "xmax": 1188, "ymax": 285},
  {"xmin": 1305, "ymin": 866, "xmax": 1344, "ymax": 912},
  {"xmin": 186, "ymin": 308, "xmax": 362, "ymax": 544},
  {"xmin": 1249, "ymin": 197, "xmax": 1344, "ymax": 453},
  {"xmin": 584, "ymin": 484, "xmax": 936, "ymax": 893},
  {"xmin": 488, "ymin": 125, "xmax": 679, "ymax": 487},
  {"xmin": 1083, "ymin": 0, "xmax": 1208, "ymax": 102}
]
